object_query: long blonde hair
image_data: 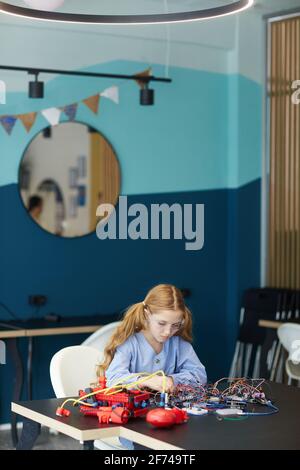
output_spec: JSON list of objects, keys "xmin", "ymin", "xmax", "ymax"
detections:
[{"xmin": 98, "ymin": 284, "xmax": 193, "ymax": 376}]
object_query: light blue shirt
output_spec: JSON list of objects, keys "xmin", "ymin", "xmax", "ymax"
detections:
[{"xmin": 106, "ymin": 331, "xmax": 207, "ymax": 387}]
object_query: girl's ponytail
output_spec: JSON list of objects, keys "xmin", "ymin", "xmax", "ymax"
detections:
[{"xmin": 97, "ymin": 302, "xmax": 146, "ymax": 375}]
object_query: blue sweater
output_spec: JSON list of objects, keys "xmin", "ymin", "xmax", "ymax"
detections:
[{"xmin": 105, "ymin": 331, "xmax": 207, "ymax": 387}]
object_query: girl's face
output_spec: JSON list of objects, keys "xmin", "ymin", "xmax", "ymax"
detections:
[{"xmin": 146, "ymin": 309, "xmax": 184, "ymax": 343}]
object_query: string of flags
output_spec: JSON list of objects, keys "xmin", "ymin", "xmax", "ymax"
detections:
[
  {"xmin": 0, "ymin": 68, "xmax": 152, "ymax": 136},
  {"xmin": 0, "ymin": 85, "xmax": 119, "ymax": 136}
]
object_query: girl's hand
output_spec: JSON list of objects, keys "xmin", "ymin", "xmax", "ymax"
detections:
[{"xmin": 141, "ymin": 376, "xmax": 174, "ymax": 392}]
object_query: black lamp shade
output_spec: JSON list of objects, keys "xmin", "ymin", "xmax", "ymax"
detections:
[
  {"xmin": 29, "ymin": 80, "xmax": 44, "ymax": 98},
  {"xmin": 43, "ymin": 126, "xmax": 51, "ymax": 138},
  {"xmin": 140, "ymin": 88, "xmax": 154, "ymax": 106}
]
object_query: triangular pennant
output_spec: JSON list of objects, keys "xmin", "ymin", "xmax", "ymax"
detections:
[
  {"xmin": 0, "ymin": 115, "xmax": 17, "ymax": 135},
  {"xmin": 17, "ymin": 112, "xmax": 37, "ymax": 132},
  {"xmin": 82, "ymin": 94, "xmax": 100, "ymax": 114},
  {"xmin": 61, "ymin": 103, "xmax": 78, "ymax": 121},
  {"xmin": 101, "ymin": 86, "xmax": 119, "ymax": 104},
  {"xmin": 42, "ymin": 107, "xmax": 61, "ymax": 126},
  {"xmin": 134, "ymin": 68, "xmax": 152, "ymax": 89}
]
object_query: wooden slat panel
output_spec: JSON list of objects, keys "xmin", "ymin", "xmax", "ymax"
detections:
[{"xmin": 268, "ymin": 17, "xmax": 300, "ymax": 288}]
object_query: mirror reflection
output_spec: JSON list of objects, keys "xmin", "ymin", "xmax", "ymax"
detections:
[{"xmin": 19, "ymin": 122, "xmax": 120, "ymax": 237}]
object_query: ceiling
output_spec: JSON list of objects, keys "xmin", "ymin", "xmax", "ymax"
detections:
[{"xmin": 0, "ymin": 0, "xmax": 299, "ymax": 92}]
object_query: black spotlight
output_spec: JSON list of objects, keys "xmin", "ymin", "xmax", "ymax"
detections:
[
  {"xmin": 29, "ymin": 73, "xmax": 44, "ymax": 98},
  {"xmin": 43, "ymin": 126, "xmax": 51, "ymax": 138},
  {"xmin": 140, "ymin": 83, "xmax": 154, "ymax": 106}
]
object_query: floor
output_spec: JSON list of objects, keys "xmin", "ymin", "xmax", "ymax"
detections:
[{"xmin": 0, "ymin": 427, "xmax": 82, "ymax": 450}]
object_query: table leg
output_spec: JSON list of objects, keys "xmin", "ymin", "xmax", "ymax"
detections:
[
  {"xmin": 27, "ymin": 337, "xmax": 33, "ymax": 400},
  {"xmin": 16, "ymin": 418, "xmax": 41, "ymax": 450},
  {"xmin": 83, "ymin": 440, "xmax": 94, "ymax": 450},
  {"xmin": 6, "ymin": 338, "xmax": 24, "ymax": 447}
]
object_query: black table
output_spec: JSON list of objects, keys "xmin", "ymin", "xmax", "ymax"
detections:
[
  {"xmin": 0, "ymin": 313, "xmax": 120, "ymax": 447},
  {"xmin": 12, "ymin": 382, "xmax": 300, "ymax": 450}
]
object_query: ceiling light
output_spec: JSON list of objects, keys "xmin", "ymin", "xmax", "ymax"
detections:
[
  {"xmin": 0, "ymin": 1, "xmax": 254, "ymax": 25},
  {"xmin": 140, "ymin": 83, "xmax": 154, "ymax": 106},
  {"xmin": 28, "ymin": 72, "xmax": 44, "ymax": 98}
]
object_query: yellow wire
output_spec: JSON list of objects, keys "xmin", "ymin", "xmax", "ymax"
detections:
[{"xmin": 61, "ymin": 370, "xmax": 167, "ymax": 409}]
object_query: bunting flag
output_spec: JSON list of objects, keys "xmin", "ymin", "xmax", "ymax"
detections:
[
  {"xmin": 101, "ymin": 86, "xmax": 119, "ymax": 104},
  {"xmin": 0, "ymin": 82, "xmax": 122, "ymax": 136},
  {"xmin": 0, "ymin": 115, "xmax": 17, "ymax": 135},
  {"xmin": 82, "ymin": 94, "xmax": 100, "ymax": 114},
  {"xmin": 134, "ymin": 68, "xmax": 152, "ymax": 89},
  {"xmin": 61, "ymin": 103, "xmax": 78, "ymax": 121},
  {"xmin": 42, "ymin": 107, "xmax": 62, "ymax": 126},
  {"xmin": 17, "ymin": 112, "xmax": 37, "ymax": 132}
]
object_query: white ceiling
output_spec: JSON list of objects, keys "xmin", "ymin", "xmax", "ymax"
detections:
[
  {"xmin": 0, "ymin": 0, "xmax": 299, "ymax": 91},
  {"xmin": 0, "ymin": 1, "xmax": 299, "ymax": 50}
]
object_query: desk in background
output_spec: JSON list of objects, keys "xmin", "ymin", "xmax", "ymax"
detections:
[
  {"xmin": 259, "ymin": 319, "xmax": 285, "ymax": 329},
  {"xmin": 0, "ymin": 313, "xmax": 120, "ymax": 447},
  {"xmin": 11, "ymin": 382, "xmax": 300, "ymax": 450}
]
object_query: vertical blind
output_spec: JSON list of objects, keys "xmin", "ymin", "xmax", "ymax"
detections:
[{"xmin": 268, "ymin": 16, "xmax": 300, "ymax": 288}]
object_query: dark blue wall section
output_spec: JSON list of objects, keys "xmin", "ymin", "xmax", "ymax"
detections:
[
  {"xmin": 227, "ymin": 178, "xmax": 261, "ymax": 359},
  {"xmin": 0, "ymin": 180, "xmax": 260, "ymax": 424}
]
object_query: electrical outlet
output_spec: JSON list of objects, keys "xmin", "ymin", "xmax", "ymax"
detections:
[{"xmin": 28, "ymin": 295, "xmax": 47, "ymax": 306}]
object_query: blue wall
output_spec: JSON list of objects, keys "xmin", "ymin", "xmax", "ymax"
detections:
[{"xmin": 0, "ymin": 62, "xmax": 261, "ymax": 424}]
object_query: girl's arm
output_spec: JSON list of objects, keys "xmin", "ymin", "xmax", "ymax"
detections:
[
  {"xmin": 169, "ymin": 340, "xmax": 207, "ymax": 386},
  {"xmin": 105, "ymin": 343, "xmax": 136, "ymax": 387},
  {"xmin": 141, "ymin": 375, "xmax": 174, "ymax": 392}
]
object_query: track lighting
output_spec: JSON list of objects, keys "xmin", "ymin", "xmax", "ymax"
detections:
[
  {"xmin": 0, "ymin": 64, "xmax": 170, "ymax": 106},
  {"xmin": 28, "ymin": 72, "xmax": 44, "ymax": 98},
  {"xmin": 140, "ymin": 83, "xmax": 154, "ymax": 106},
  {"xmin": 42, "ymin": 126, "xmax": 51, "ymax": 138}
]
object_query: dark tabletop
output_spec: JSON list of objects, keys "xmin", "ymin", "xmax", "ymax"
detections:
[{"xmin": 13, "ymin": 382, "xmax": 300, "ymax": 450}]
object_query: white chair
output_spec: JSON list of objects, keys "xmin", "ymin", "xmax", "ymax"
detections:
[
  {"xmin": 50, "ymin": 343, "xmax": 126, "ymax": 450},
  {"xmin": 50, "ymin": 345, "xmax": 100, "ymax": 398},
  {"xmin": 277, "ymin": 323, "xmax": 300, "ymax": 384},
  {"xmin": 82, "ymin": 321, "xmax": 121, "ymax": 353}
]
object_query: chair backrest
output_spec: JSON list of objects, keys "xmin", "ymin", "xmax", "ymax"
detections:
[
  {"xmin": 277, "ymin": 323, "xmax": 300, "ymax": 380},
  {"xmin": 82, "ymin": 321, "xmax": 121, "ymax": 360},
  {"xmin": 50, "ymin": 345, "xmax": 101, "ymax": 398},
  {"xmin": 277, "ymin": 323, "xmax": 300, "ymax": 354}
]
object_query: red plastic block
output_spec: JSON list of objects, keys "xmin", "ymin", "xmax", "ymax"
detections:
[{"xmin": 56, "ymin": 407, "xmax": 71, "ymax": 417}]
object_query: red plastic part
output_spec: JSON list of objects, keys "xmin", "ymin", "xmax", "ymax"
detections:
[
  {"xmin": 146, "ymin": 408, "xmax": 176, "ymax": 428},
  {"xmin": 97, "ymin": 410, "xmax": 111, "ymax": 424},
  {"xmin": 170, "ymin": 407, "xmax": 188, "ymax": 424},
  {"xmin": 111, "ymin": 407, "xmax": 130, "ymax": 424},
  {"xmin": 56, "ymin": 407, "xmax": 71, "ymax": 417},
  {"xmin": 146, "ymin": 408, "xmax": 188, "ymax": 428},
  {"xmin": 96, "ymin": 407, "xmax": 129, "ymax": 425},
  {"xmin": 78, "ymin": 386, "xmax": 151, "ymax": 419}
]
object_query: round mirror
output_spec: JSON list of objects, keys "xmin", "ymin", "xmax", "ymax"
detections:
[{"xmin": 18, "ymin": 122, "xmax": 120, "ymax": 237}]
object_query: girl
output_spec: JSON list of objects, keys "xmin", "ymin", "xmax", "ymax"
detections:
[{"xmin": 99, "ymin": 284, "xmax": 207, "ymax": 391}]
